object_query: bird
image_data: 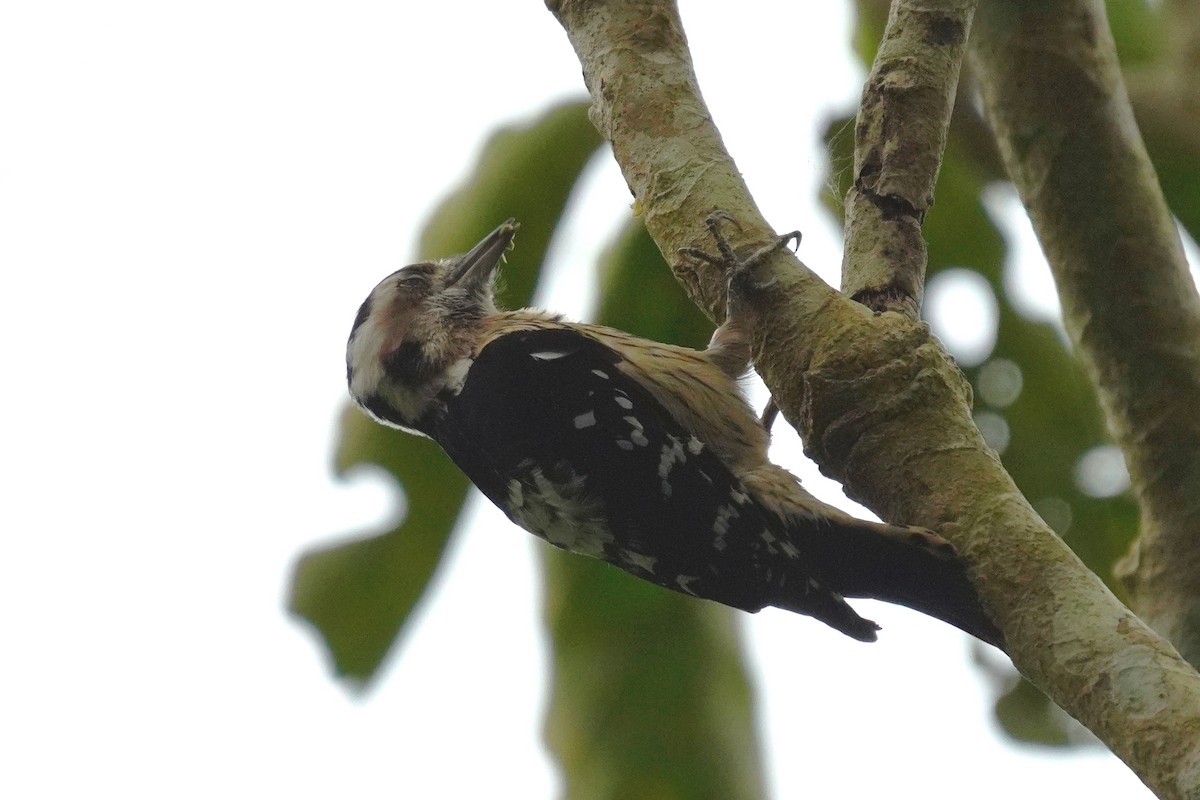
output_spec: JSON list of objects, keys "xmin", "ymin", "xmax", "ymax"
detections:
[{"xmin": 345, "ymin": 215, "xmax": 1004, "ymax": 649}]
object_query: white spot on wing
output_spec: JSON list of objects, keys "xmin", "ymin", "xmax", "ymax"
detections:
[
  {"xmin": 614, "ymin": 396, "xmax": 633, "ymax": 409},
  {"xmin": 657, "ymin": 436, "xmax": 687, "ymax": 479},
  {"xmin": 531, "ymin": 349, "xmax": 571, "ymax": 361},
  {"xmin": 631, "ymin": 430, "xmax": 649, "ymax": 447},
  {"xmin": 712, "ymin": 503, "xmax": 738, "ymax": 537},
  {"xmin": 591, "ymin": 369, "xmax": 609, "ymax": 379},
  {"xmin": 687, "ymin": 436, "xmax": 704, "ymax": 455},
  {"xmin": 676, "ymin": 575, "xmax": 700, "ymax": 595},
  {"xmin": 622, "ymin": 550, "xmax": 657, "ymax": 574},
  {"xmin": 574, "ymin": 410, "xmax": 597, "ymax": 429},
  {"xmin": 508, "ymin": 479, "xmax": 524, "ymax": 509}
]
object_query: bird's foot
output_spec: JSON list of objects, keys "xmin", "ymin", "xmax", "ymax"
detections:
[{"xmin": 679, "ymin": 211, "xmax": 800, "ymax": 316}]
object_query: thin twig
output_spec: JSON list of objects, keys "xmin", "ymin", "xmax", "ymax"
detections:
[{"xmin": 842, "ymin": 0, "xmax": 976, "ymax": 316}]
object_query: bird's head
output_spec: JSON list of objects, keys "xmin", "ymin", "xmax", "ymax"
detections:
[{"xmin": 346, "ymin": 219, "xmax": 518, "ymax": 430}]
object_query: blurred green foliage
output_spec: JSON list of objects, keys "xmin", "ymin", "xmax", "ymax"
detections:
[
  {"xmin": 289, "ymin": 101, "xmax": 603, "ymax": 683},
  {"xmin": 290, "ymin": 100, "xmax": 765, "ymax": 798}
]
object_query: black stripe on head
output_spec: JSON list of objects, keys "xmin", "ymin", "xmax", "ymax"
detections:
[
  {"xmin": 349, "ymin": 295, "xmax": 373, "ymax": 340},
  {"xmin": 382, "ymin": 340, "xmax": 433, "ymax": 385},
  {"xmin": 359, "ymin": 390, "xmax": 438, "ymax": 435},
  {"xmin": 360, "ymin": 392, "xmax": 406, "ymax": 427}
]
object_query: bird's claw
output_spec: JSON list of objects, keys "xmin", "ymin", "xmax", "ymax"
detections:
[
  {"xmin": 678, "ymin": 211, "xmax": 800, "ymax": 287},
  {"xmin": 678, "ymin": 211, "xmax": 802, "ymax": 321}
]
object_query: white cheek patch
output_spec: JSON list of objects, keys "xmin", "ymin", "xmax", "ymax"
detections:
[{"xmin": 347, "ymin": 315, "xmax": 390, "ymax": 401}]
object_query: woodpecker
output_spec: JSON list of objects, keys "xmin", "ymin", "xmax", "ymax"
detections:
[{"xmin": 346, "ymin": 216, "xmax": 1003, "ymax": 648}]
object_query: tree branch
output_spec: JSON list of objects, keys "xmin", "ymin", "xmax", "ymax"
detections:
[
  {"xmin": 971, "ymin": 0, "xmax": 1200, "ymax": 673},
  {"xmin": 842, "ymin": 0, "xmax": 976, "ymax": 316},
  {"xmin": 548, "ymin": 0, "xmax": 1200, "ymax": 795},
  {"xmin": 545, "ymin": 0, "xmax": 836, "ymax": 325}
]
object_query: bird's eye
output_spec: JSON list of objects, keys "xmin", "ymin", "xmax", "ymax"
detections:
[{"xmin": 397, "ymin": 274, "xmax": 426, "ymax": 290}]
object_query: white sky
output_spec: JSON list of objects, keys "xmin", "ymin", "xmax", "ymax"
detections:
[{"xmin": 0, "ymin": 2, "xmax": 1157, "ymax": 798}]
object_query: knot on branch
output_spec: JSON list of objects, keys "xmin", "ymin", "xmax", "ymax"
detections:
[
  {"xmin": 856, "ymin": 176, "xmax": 926, "ymax": 223},
  {"xmin": 851, "ymin": 282, "xmax": 922, "ymax": 317},
  {"xmin": 798, "ymin": 315, "xmax": 975, "ymax": 514}
]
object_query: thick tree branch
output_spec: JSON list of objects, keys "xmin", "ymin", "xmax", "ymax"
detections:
[
  {"xmin": 545, "ymin": 0, "xmax": 836, "ymax": 326},
  {"xmin": 548, "ymin": 0, "xmax": 1200, "ymax": 795},
  {"xmin": 971, "ymin": 0, "xmax": 1200, "ymax": 674},
  {"xmin": 842, "ymin": 0, "xmax": 976, "ymax": 316}
]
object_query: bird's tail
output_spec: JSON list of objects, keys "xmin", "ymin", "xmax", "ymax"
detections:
[{"xmin": 777, "ymin": 512, "xmax": 1005, "ymax": 650}]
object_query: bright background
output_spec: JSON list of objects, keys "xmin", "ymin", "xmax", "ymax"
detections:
[{"xmin": 0, "ymin": 2, "xmax": 1157, "ymax": 797}]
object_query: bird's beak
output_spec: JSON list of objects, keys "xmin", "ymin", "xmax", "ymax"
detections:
[{"xmin": 445, "ymin": 219, "xmax": 519, "ymax": 288}]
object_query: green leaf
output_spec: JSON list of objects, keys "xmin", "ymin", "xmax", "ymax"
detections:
[
  {"xmin": 417, "ymin": 100, "xmax": 606, "ymax": 311},
  {"xmin": 1106, "ymin": 2, "xmax": 1200, "ymax": 240},
  {"xmin": 849, "ymin": 0, "xmax": 891, "ymax": 66},
  {"xmin": 1139, "ymin": 117, "xmax": 1200, "ymax": 244},
  {"xmin": 1105, "ymin": 1, "xmax": 1200, "ymax": 253},
  {"xmin": 1105, "ymin": 0, "xmax": 1164, "ymax": 67},
  {"xmin": 595, "ymin": 221, "xmax": 716, "ymax": 349},
  {"xmin": 994, "ymin": 676, "xmax": 1090, "ymax": 747},
  {"xmin": 289, "ymin": 99, "xmax": 603, "ymax": 684},
  {"xmin": 542, "ymin": 221, "xmax": 766, "ymax": 800},
  {"xmin": 291, "ymin": 409, "xmax": 469, "ymax": 686}
]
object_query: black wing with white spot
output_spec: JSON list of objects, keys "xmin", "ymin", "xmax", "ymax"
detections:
[{"xmin": 423, "ymin": 327, "xmax": 877, "ymax": 638}]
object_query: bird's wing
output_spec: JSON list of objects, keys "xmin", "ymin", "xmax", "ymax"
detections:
[{"xmin": 429, "ymin": 325, "xmax": 862, "ymax": 625}]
